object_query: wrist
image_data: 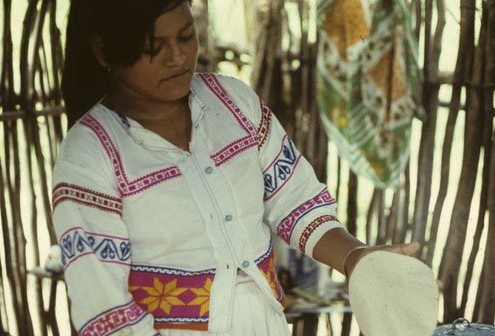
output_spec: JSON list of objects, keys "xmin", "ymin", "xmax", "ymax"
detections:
[{"xmin": 342, "ymin": 245, "xmax": 368, "ymax": 277}]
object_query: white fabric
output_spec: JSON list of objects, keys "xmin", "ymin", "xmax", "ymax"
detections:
[
  {"xmin": 158, "ymin": 278, "xmax": 291, "ymax": 336},
  {"xmin": 52, "ymin": 73, "xmax": 343, "ymax": 335},
  {"xmin": 348, "ymin": 251, "xmax": 439, "ymax": 336}
]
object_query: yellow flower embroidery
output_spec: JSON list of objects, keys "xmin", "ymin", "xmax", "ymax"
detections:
[
  {"xmin": 262, "ymin": 257, "xmax": 278, "ymax": 298},
  {"xmin": 138, "ymin": 278, "xmax": 187, "ymax": 314},
  {"xmin": 188, "ymin": 278, "xmax": 212, "ymax": 317}
]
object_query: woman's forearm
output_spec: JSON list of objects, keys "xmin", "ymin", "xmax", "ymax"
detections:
[
  {"xmin": 312, "ymin": 227, "xmax": 367, "ymax": 275},
  {"xmin": 313, "ymin": 227, "xmax": 421, "ymax": 277}
]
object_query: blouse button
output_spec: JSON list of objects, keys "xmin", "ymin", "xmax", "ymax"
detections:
[
  {"xmin": 205, "ymin": 166, "xmax": 213, "ymax": 174},
  {"xmin": 241, "ymin": 260, "xmax": 250, "ymax": 268},
  {"xmin": 225, "ymin": 214, "xmax": 233, "ymax": 222}
]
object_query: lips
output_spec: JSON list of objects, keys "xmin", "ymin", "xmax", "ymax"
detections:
[{"xmin": 165, "ymin": 69, "xmax": 189, "ymax": 80}]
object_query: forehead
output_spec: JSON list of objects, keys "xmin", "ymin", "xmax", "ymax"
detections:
[{"xmin": 153, "ymin": 3, "xmax": 194, "ymax": 36}]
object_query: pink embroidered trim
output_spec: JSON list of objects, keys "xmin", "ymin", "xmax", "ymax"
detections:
[
  {"xmin": 277, "ymin": 189, "xmax": 336, "ymax": 244},
  {"xmin": 52, "ymin": 183, "xmax": 123, "ymax": 216},
  {"xmin": 199, "ymin": 73, "xmax": 256, "ymax": 136},
  {"xmin": 210, "ymin": 135, "xmax": 257, "ymax": 166},
  {"xmin": 80, "ymin": 115, "xmax": 181, "ymax": 197},
  {"xmin": 79, "ymin": 301, "xmax": 147, "ymax": 336},
  {"xmin": 129, "ymin": 244, "xmax": 287, "ymax": 327},
  {"xmin": 199, "ymin": 73, "xmax": 258, "ymax": 166},
  {"xmin": 258, "ymin": 100, "xmax": 272, "ymax": 149},
  {"xmin": 299, "ymin": 215, "xmax": 338, "ymax": 253}
]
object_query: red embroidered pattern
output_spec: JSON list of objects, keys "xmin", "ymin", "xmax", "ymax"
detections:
[
  {"xmin": 129, "ymin": 265, "xmax": 215, "ymax": 329},
  {"xmin": 128, "ymin": 244, "xmax": 287, "ymax": 330},
  {"xmin": 277, "ymin": 189, "xmax": 336, "ymax": 244},
  {"xmin": 258, "ymin": 100, "xmax": 272, "ymax": 149},
  {"xmin": 80, "ymin": 115, "xmax": 182, "ymax": 197},
  {"xmin": 299, "ymin": 215, "xmax": 338, "ymax": 253},
  {"xmin": 210, "ymin": 135, "xmax": 257, "ymax": 166},
  {"xmin": 199, "ymin": 73, "xmax": 258, "ymax": 166},
  {"xmin": 52, "ymin": 183, "xmax": 122, "ymax": 215},
  {"xmin": 255, "ymin": 243, "xmax": 288, "ymax": 307},
  {"xmin": 80, "ymin": 301, "xmax": 147, "ymax": 336}
]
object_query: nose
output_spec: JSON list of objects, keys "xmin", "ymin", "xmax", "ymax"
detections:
[{"xmin": 164, "ymin": 43, "xmax": 186, "ymax": 67}]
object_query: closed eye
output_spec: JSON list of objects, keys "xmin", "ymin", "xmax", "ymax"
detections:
[{"xmin": 178, "ymin": 31, "xmax": 195, "ymax": 42}]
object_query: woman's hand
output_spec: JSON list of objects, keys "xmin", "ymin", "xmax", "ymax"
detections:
[
  {"xmin": 313, "ymin": 228, "xmax": 421, "ymax": 277},
  {"xmin": 344, "ymin": 242, "xmax": 421, "ymax": 277}
]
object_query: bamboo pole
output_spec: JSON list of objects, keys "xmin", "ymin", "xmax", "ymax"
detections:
[
  {"xmin": 387, "ymin": 190, "xmax": 400, "ymax": 243},
  {"xmin": 366, "ymin": 189, "xmax": 379, "ymax": 244},
  {"xmin": 426, "ymin": 0, "xmax": 475, "ymax": 266},
  {"xmin": 343, "ymin": 171, "xmax": 357, "ymax": 336},
  {"xmin": 1, "ymin": 0, "xmax": 28, "ymax": 333},
  {"xmin": 459, "ymin": 4, "xmax": 494, "ymax": 313},
  {"xmin": 479, "ymin": 134, "xmax": 495, "ymax": 321},
  {"xmin": 476, "ymin": 0, "xmax": 495, "ymax": 322},
  {"xmin": 400, "ymin": 163, "xmax": 411, "ymax": 244},
  {"xmin": 412, "ymin": 0, "xmax": 445, "ymax": 254},
  {"xmin": 439, "ymin": 0, "xmax": 487, "ymax": 321}
]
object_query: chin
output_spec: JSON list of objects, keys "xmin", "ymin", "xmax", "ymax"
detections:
[{"xmin": 154, "ymin": 90, "xmax": 190, "ymax": 103}]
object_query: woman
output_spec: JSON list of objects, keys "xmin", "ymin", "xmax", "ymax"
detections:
[{"xmin": 55, "ymin": 0, "xmax": 419, "ymax": 335}]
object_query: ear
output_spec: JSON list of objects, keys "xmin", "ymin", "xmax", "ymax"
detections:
[{"xmin": 89, "ymin": 34, "xmax": 110, "ymax": 68}]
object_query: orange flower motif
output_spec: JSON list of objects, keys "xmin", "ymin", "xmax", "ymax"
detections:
[
  {"xmin": 262, "ymin": 257, "xmax": 278, "ymax": 298},
  {"xmin": 188, "ymin": 278, "xmax": 212, "ymax": 317},
  {"xmin": 137, "ymin": 278, "xmax": 187, "ymax": 315}
]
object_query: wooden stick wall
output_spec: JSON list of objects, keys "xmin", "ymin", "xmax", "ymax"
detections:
[
  {"xmin": 0, "ymin": 0, "xmax": 493, "ymax": 335},
  {"xmin": 1, "ymin": 0, "xmax": 67, "ymax": 335},
  {"xmin": 249, "ymin": 0, "xmax": 495, "ymax": 332}
]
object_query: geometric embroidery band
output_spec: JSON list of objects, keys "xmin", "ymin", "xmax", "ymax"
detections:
[
  {"xmin": 298, "ymin": 215, "xmax": 338, "ymax": 253},
  {"xmin": 263, "ymin": 135, "xmax": 301, "ymax": 201},
  {"xmin": 128, "ymin": 244, "xmax": 287, "ymax": 331},
  {"xmin": 129, "ymin": 265, "xmax": 215, "ymax": 331},
  {"xmin": 255, "ymin": 243, "xmax": 288, "ymax": 307},
  {"xmin": 52, "ymin": 182, "xmax": 122, "ymax": 216},
  {"xmin": 199, "ymin": 73, "xmax": 258, "ymax": 167},
  {"xmin": 80, "ymin": 114, "xmax": 182, "ymax": 198},
  {"xmin": 59, "ymin": 227, "xmax": 131, "ymax": 269},
  {"xmin": 257, "ymin": 100, "xmax": 272, "ymax": 150},
  {"xmin": 277, "ymin": 188, "xmax": 336, "ymax": 245},
  {"xmin": 79, "ymin": 301, "xmax": 147, "ymax": 336}
]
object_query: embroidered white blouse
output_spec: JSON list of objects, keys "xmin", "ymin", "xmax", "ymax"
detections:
[{"xmin": 52, "ymin": 73, "xmax": 343, "ymax": 335}]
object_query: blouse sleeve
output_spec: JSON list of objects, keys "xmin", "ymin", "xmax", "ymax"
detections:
[
  {"xmin": 52, "ymin": 155, "xmax": 159, "ymax": 335},
  {"xmin": 255, "ymin": 100, "xmax": 345, "ymax": 257},
  {"xmin": 216, "ymin": 74, "xmax": 345, "ymax": 258}
]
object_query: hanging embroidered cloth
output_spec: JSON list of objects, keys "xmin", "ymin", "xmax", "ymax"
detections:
[{"xmin": 316, "ymin": 0, "xmax": 422, "ymax": 188}]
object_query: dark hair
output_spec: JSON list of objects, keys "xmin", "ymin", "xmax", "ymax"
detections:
[{"xmin": 62, "ymin": 0, "xmax": 191, "ymax": 127}]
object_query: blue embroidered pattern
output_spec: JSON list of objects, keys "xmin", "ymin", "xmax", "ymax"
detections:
[
  {"xmin": 130, "ymin": 264, "xmax": 216, "ymax": 276},
  {"xmin": 254, "ymin": 240, "xmax": 273, "ymax": 264},
  {"xmin": 263, "ymin": 135, "xmax": 301, "ymax": 200},
  {"xmin": 60, "ymin": 227, "xmax": 131, "ymax": 269}
]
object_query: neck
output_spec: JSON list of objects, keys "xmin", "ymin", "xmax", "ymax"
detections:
[{"xmin": 102, "ymin": 86, "xmax": 190, "ymax": 123}]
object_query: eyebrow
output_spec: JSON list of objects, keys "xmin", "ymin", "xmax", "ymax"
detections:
[{"xmin": 153, "ymin": 20, "xmax": 194, "ymax": 40}]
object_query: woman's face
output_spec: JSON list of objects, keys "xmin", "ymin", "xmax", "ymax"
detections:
[{"xmin": 111, "ymin": 3, "xmax": 198, "ymax": 104}]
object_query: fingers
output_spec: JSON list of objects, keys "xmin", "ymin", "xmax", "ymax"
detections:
[
  {"xmin": 344, "ymin": 242, "xmax": 421, "ymax": 277},
  {"xmin": 404, "ymin": 241, "xmax": 421, "ymax": 255},
  {"xmin": 373, "ymin": 241, "xmax": 421, "ymax": 256}
]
